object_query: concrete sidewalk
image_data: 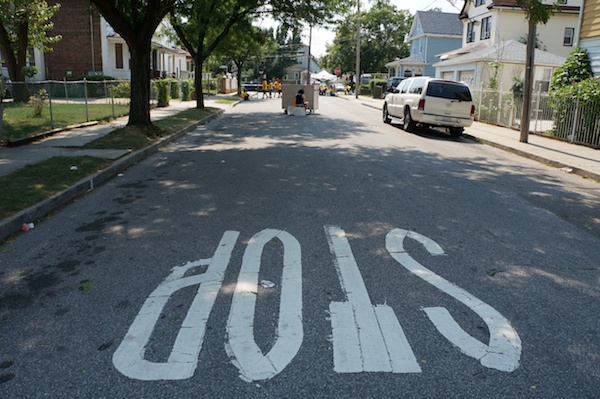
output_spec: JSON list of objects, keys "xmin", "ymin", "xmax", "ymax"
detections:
[{"xmin": 352, "ymin": 95, "xmax": 600, "ymax": 182}]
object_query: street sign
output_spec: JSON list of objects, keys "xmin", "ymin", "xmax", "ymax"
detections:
[{"xmin": 334, "ymin": 67, "xmax": 341, "ymax": 75}]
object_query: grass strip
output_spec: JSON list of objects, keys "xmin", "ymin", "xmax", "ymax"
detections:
[
  {"xmin": 0, "ymin": 156, "xmax": 112, "ymax": 219},
  {"xmin": 84, "ymin": 107, "xmax": 218, "ymax": 150},
  {"xmin": 0, "ymin": 106, "xmax": 218, "ymax": 220},
  {"xmin": 214, "ymin": 96, "xmax": 240, "ymax": 104}
]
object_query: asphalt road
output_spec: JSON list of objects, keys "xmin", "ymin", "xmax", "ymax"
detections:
[{"xmin": 1, "ymin": 95, "xmax": 599, "ymax": 398}]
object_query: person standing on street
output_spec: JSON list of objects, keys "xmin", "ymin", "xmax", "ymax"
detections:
[{"xmin": 262, "ymin": 78, "xmax": 268, "ymax": 98}]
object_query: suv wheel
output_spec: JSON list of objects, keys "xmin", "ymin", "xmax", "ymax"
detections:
[
  {"xmin": 383, "ymin": 104, "xmax": 391, "ymax": 124},
  {"xmin": 449, "ymin": 127, "xmax": 463, "ymax": 137},
  {"xmin": 403, "ymin": 108, "xmax": 416, "ymax": 132}
]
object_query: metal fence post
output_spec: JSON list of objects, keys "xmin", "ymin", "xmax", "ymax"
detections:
[
  {"xmin": 534, "ymin": 86, "xmax": 541, "ymax": 133},
  {"xmin": 570, "ymin": 87, "xmax": 581, "ymax": 143},
  {"xmin": 478, "ymin": 87, "xmax": 483, "ymax": 121},
  {"xmin": 63, "ymin": 78, "xmax": 69, "ymax": 104},
  {"xmin": 47, "ymin": 81, "xmax": 54, "ymax": 130},
  {"xmin": 84, "ymin": 78, "xmax": 89, "ymax": 122}
]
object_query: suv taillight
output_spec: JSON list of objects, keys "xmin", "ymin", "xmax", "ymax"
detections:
[
  {"xmin": 418, "ymin": 99, "xmax": 425, "ymax": 110},
  {"xmin": 470, "ymin": 104, "xmax": 475, "ymax": 116}
]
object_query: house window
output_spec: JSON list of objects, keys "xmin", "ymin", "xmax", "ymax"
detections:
[
  {"xmin": 564, "ymin": 27, "xmax": 574, "ymax": 46},
  {"xmin": 481, "ymin": 17, "xmax": 491, "ymax": 40},
  {"xmin": 115, "ymin": 43, "xmax": 124, "ymax": 69},
  {"xmin": 557, "ymin": 0, "xmax": 567, "ymax": 4},
  {"xmin": 467, "ymin": 22, "xmax": 476, "ymax": 43},
  {"xmin": 475, "ymin": 0, "xmax": 485, "ymax": 6}
]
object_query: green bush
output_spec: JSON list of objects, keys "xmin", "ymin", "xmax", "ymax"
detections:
[
  {"xmin": 169, "ymin": 79, "xmax": 180, "ymax": 99},
  {"xmin": 109, "ymin": 81, "xmax": 131, "ymax": 98},
  {"xmin": 550, "ymin": 48, "xmax": 592, "ymax": 89},
  {"xmin": 154, "ymin": 80, "xmax": 170, "ymax": 107},
  {"xmin": 29, "ymin": 89, "xmax": 48, "ymax": 117},
  {"xmin": 549, "ymin": 48, "xmax": 600, "ymax": 145},
  {"xmin": 549, "ymin": 78, "xmax": 600, "ymax": 142},
  {"xmin": 181, "ymin": 79, "xmax": 194, "ymax": 101}
]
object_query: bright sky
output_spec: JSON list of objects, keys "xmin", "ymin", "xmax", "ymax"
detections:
[{"xmin": 255, "ymin": 0, "xmax": 462, "ymax": 58}]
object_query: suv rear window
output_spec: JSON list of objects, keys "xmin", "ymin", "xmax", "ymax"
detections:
[{"xmin": 426, "ymin": 81, "xmax": 472, "ymax": 101}]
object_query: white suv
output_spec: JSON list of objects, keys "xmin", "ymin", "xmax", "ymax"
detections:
[{"xmin": 383, "ymin": 77, "xmax": 475, "ymax": 137}]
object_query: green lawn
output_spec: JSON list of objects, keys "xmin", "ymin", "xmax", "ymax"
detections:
[
  {"xmin": 2, "ymin": 102, "xmax": 130, "ymax": 141},
  {"xmin": 85, "ymin": 107, "xmax": 217, "ymax": 150},
  {"xmin": 0, "ymin": 107, "xmax": 220, "ymax": 221},
  {"xmin": 0, "ymin": 156, "xmax": 112, "ymax": 220}
]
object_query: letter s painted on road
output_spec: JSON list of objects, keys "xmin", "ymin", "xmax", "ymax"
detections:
[{"xmin": 385, "ymin": 229, "xmax": 522, "ymax": 372}]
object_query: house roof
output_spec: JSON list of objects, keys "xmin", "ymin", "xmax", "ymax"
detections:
[
  {"xmin": 433, "ymin": 39, "xmax": 566, "ymax": 67},
  {"xmin": 414, "ymin": 11, "xmax": 462, "ymax": 36},
  {"xmin": 385, "ymin": 54, "xmax": 428, "ymax": 68}
]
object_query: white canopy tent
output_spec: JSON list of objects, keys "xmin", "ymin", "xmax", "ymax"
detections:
[{"xmin": 311, "ymin": 70, "xmax": 338, "ymax": 81}]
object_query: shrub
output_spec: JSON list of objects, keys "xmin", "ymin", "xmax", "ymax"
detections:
[
  {"xmin": 109, "ymin": 81, "xmax": 131, "ymax": 98},
  {"xmin": 154, "ymin": 80, "xmax": 170, "ymax": 107},
  {"xmin": 29, "ymin": 89, "xmax": 48, "ymax": 117},
  {"xmin": 169, "ymin": 79, "xmax": 180, "ymax": 99},
  {"xmin": 181, "ymin": 79, "xmax": 194, "ymax": 101},
  {"xmin": 549, "ymin": 48, "xmax": 600, "ymax": 145},
  {"xmin": 550, "ymin": 48, "xmax": 592, "ymax": 89}
]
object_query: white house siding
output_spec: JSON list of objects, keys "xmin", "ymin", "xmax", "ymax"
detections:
[
  {"xmin": 580, "ymin": 38, "xmax": 600, "ymax": 75},
  {"xmin": 461, "ymin": 0, "xmax": 580, "ymax": 59},
  {"xmin": 495, "ymin": 11, "xmax": 577, "ymax": 58},
  {"xmin": 487, "ymin": 10, "xmax": 577, "ymax": 58},
  {"xmin": 104, "ymin": 38, "xmax": 131, "ymax": 79},
  {"xmin": 579, "ymin": 0, "xmax": 600, "ymax": 76}
]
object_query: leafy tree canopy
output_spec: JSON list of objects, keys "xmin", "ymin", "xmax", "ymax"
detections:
[
  {"xmin": 321, "ymin": 0, "xmax": 412, "ymax": 74},
  {"xmin": 0, "ymin": 0, "xmax": 61, "ymax": 83},
  {"xmin": 170, "ymin": 0, "xmax": 349, "ymax": 107}
]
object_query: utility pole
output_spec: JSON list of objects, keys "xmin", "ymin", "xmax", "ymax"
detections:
[
  {"xmin": 307, "ymin": 26, "xmax": 312, "ymax": 85},
  {"xmin": 355, "ymin": 0, "xmax": 361, "ymax": 99},
  {"xmin": 520, "ymin": 19, "xmax": 536, "ymax": 143}
]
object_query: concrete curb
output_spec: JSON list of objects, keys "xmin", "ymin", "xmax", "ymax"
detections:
[{"xmin": 0, "ymin": 109, "xmax": 224, "ymax": 243}]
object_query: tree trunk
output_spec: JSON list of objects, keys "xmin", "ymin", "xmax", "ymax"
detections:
[
  {"xmin": 0, "ymin": 77, "xmax": 4, "ymax": 143},
  {"xmin": 127, "ymin": 40, "xmax": 152, "ymax": 127},
  {"xmin": 520, "ymin": 19, "xmax": 536, "ymax": 143},
  {"xmin": 236, "ymin": 61, "xmax": 244, "ymax": 96},
  {"xmin": 195, "ymin": 57, "xmax": 205, "ymax": 108}
]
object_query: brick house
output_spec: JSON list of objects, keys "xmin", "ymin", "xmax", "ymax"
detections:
[{"xmin": 17, "ymin": 0, "xmax": 191, "ymax": 81}]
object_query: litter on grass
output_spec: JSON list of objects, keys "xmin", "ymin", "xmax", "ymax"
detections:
[
  {"xmin": 70, "ymin": 166, "xmax": 78, "ymax": 171},
  {"xmin": 559, "ymin": 167, "xmax": 573, "ymax": 173}
]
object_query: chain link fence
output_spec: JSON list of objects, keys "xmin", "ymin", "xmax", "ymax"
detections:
[
  {"xmin": 472, "ymin": 87, "xmax": 600, "ymax": 149},
  {"xmin": 0, "ymin": 78, "xmax": 204, "ymax": 143}
]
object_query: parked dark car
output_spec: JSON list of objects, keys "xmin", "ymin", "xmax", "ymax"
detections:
[{"xmin": 386, "ymin": 77, "xmax": 405, "ymax": 92}]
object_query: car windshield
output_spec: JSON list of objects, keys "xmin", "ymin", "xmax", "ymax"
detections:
[{"xmin": 426, "ymin": 81, "xmax": 472, "ymax": 101}]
